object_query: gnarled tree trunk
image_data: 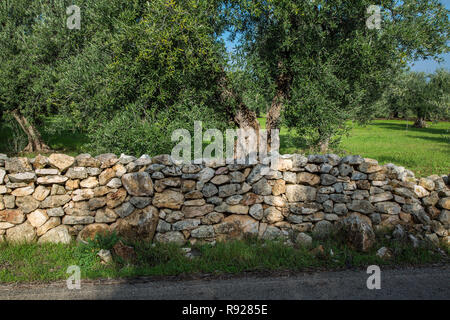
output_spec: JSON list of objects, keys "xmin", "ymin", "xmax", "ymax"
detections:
[
  {"xmin": 266, "ymin": 62, "xmax": 292, "ymax": 151},
  {"xmin": 10, "ymin": 109, "xmax": 51, "ymax": 153},
  {"xmin": 413, "ymin": 117, "xmax": 427, "ymax": 128}
]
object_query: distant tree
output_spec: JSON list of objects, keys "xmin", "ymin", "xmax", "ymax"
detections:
[{"xmin": 227, "ymin": 0, "xmax": 449, "ymax": 151}]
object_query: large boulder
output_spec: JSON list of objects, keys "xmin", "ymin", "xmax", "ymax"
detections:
[{"xmin": 337, "ymin": 214, "xmax": 375, "ymax": 252}]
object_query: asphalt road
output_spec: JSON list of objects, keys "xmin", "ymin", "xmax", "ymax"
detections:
[{"xmin": 0, "ymin": 265, "xmax": 448, "ymax": 300}]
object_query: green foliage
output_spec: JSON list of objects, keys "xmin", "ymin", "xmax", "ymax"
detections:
[
  {"xmin": 227, "ymin": 0, "xmax": 449, "ymax": 148},
  {"xmin": 0, "ymin": 235, "xmax": 446, "ymax": 283}
]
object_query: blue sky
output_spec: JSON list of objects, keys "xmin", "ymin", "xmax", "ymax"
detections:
[{"xmin": 222, "ymin": 0, "xmax": 449, "ymax": 73}]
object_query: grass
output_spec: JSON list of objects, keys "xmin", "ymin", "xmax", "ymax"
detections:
[
  {"xmin": 258, "ymin": 118, "xmax": 450, "ymax": 177},
  {"xmin": 0, "ymin": 232, "xmax": 447, "ymax": 284},
  {"xmin": 1, "ymin": 117, "xmax": 448, "ymax": 177}
]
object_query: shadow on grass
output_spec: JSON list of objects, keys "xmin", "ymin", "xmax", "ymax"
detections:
[{"xmin": 373, "ymin": 121, "xmax": 449, "ymax": 136}]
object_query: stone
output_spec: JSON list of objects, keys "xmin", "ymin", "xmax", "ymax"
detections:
[
  {"xmin": 62, "ymin": 216, "xmax": 94, "ymax": 225},
  {"xmin": 413, "ymin": 185, "xmax": 429, "ymax": 198},
  {"xmin": 369, "ymin": 192, "xmax": 393, "ymax": 203},
  {"xmin": 37, "ymin": 175, "xmax": 68, "ymax": 185},
  {"xmin": 38, "ymin": 225, "xmax": 71, "ymax": 244},
  {"xmin": 347, "ymin": 200, "xmax": 375, "ymax": 214},
  {"xmin": 0, "ymin": 209, "xmax": 25, "ymax": 224},
  {"xmin": 198, "ymin": 167, "xmax": 215, "ymax": 183},
  {"xmin": 11, "ymin": 185, "xmax": 34, "ymax": 197},
  {"xmin": 376, "ymin": 247, "xmax": 393, "ymax": 260},
  {"xmin": 358, "ymin": 158, "xmax": 382, "ymax": 173},
  {"xmin": 338, "ymin": 214, "xmax": 375, "ymax": 252},
  {"xmin": 338, "ymin": 163, "xmax": 353, "ymax": 177},
  {"xmin": 341, "ymin": 155, "xmax": 364, "ymax": 165},
  {"xmin": 210, "ymin": 175, "xmax": 230, "ymax": 185},
  {"xmin": 312, "ymin": 220, "xmax": 333, "ymax": 239},
  {"xmin": 173, "ymin": 219, "xmax": 201, "ymax": 231},
  {"xmin": 439, "ymin": 210, "xmax": 449, "ymax": 226},
  {"xmin": 191, "ymin": 225, "xmax": 214, "ymax": 238},
  {"xmin": 153, "ymin": 190, "xmax": 184, "ymax": 209},
  {"xmin": 129, "ymin": 197, "xmax": 152, "ymax": 209},
  {"xmin": 47, "ymin": 207, "xmax": 64, "ymax": 217},
  {"xmin": 8, "ymin": 172, "xmax": 36, "ymax": 183},
  {"xmin": 320, "ymin": 174, "xmax": 337, "ymax": 186},
  {"xmin": 182, "ymin": 204, "xmax": 214, "ymax": 218},
  {"xmin": 425, "ymin": 233, "xmax": 439, "ymax": 246},
  {"xmin": 48, "ymin": 154, "xmax": 75, "ymax": 172},
  {"xmin": 97, "ymin": 249, "xmax": 113, "ymax": 264},
  {"xmin": 74, "ymin": 154, "xmax": 100, "ymax": 167},
  {"xmin": 5, "ymin": 158, "xmax": 32, "ymax": 173},
  {"xmin": 264, "ymin": 207, "xmax": 284, "ymax": 223},
  {"xmin": 249, "ymin": 204, "xmax": 263, "ymax": 220},
  {"xmin": 286, "ymin": 185, "xmax": 316, "ymax": 202},
  {"xmin": 51, "ymin": 184, "xmax": 66, "ymax": 196},
  {"xmin": 271, "ymin": 179, "xmax": 286, "ymax": 196},
  {"xmin": 419, "ymin": 178, "xmax": 435, "ymax": 191},
  {"xmin": 106, "ymin": 188, "xmax": 127, "ymax": 208},
  {"xmin": 27, "ymin": 209, "xmax": 48, "ymax": 228},
  {"xmin": 95, "ymin": 154, "xmax": 119, "ymax": 168},
  {"xmin": 351, "ymin": 172, "xmax": 368, "ymax": 180},
  {"xmin": 295, "ymin": 232, "xmax": 312, "ymax": 247},
  {"xmin": 80, "ymin": 177, "xmax": 99, "ymax": 188},
  {"xmin": 6, "ymin": 221, "xmax": 36, "ymax": 243},
  {"xmin": 32, "ymin": 186, "xmax": 50, "ymax": 201},
  {"xmin": 438, "ymin": 197, "xmax": 450, "ymax": 210},
  {"xmin": 375, "ymin": 202, "xmax": 401, "ymax": 215},
  {"xmin": 333, "ymin": 203, "xmax": 348, "ymax": 215},
  {"xmin": 115, "ymin": 202, "xmax": 135, "ymax": 218},
  {"xmin": 297, "ymin": 172, "xmax": 320, "ymax": 186},
  {"xmin": 39, "ymin": 195, "xmax": 70, "ymax": 208},
  {"xmin": 15, "ymin": 196, "xmax": 40, "ymax": 214},
  {"xmin": 94, "ymin": 208, "xmax": 118, "ymax": 223},
  {"xmin": 72, "ymin": 189, "xmax": 94, "ymax": 202},
  {"xmin": 122, "ymin": 172, "xmax": 154, "ymax": 196},
  {"xmin": 155, "ymin": 231, "xmax": 186, "ymax": 245},
  {"xmin": 35, "ymin": 168, "xmax": 59, "ymax": 176},
  {"xmin": 394, "ymin": 187, "xmax": 416, "ymax": 199},
  {"xmin": 75, "ymin": 223, "xmax": 110, "ymax": 243},
  {"xmin": 219, "ymin": 184, "xmax": 240, "ymax": 197},
  {"xmin": 202, "ymin": 183, "xmax": 218, "ymax": 198},
  {"xmin": 106, "ymin": 178, "xmax": 122, "ymax": 189},
  {"xmin": 66, "ymin": 167, "xmax": 88, "ymax": 180},
  {"xmin": 98, "ymin": 168, "xmax": 115, "ymax": 186},
  {"xmin": 113, "ymin": 241, "xmax": 136, "ymax": 261},
  {"xmin": 0, "ymin": 169, "xmax": 5, "ymax": 184}
]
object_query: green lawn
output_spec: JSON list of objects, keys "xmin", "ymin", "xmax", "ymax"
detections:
[
  {"xmin": 0, "ymin": 233, "xmax": 446, "ymax": 284},
  {"xmin": 259, "ymin": 118, "xmax": 450, "ymax": 177}
]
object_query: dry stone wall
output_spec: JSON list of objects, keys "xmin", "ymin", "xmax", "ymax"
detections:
[{"xmin": 0, "ymin": 152, "xmax": 449, "ymax": 248}]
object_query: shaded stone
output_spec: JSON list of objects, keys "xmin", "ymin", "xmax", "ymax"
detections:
[
  {"xmin": 369, "ymin": 192, "xmax": 393, "ymax": 203},
  {"xmin": 295, "ymin": 232, "xmax": 313, "ymax": 247},
  {"xmin": 375, "ymin": 202, "xmax": 401, "ymax": 215},
  {"xmin": 320, "ymin": 174, "xmax": 337, "ymax": 186},
  {"xmin": 337, "ymin": 214, "xmax": 375, "ymax": 252},
  {"xmin": 347, "ymin": 200, "xmax": 375, "ymax": 214},
  {"xmin": 438, "ymin": 197, "xmax": 450, "ymax": 210},
  {"xmin": 219, "ymin": 183, "xmax": 241, "ymax": 197},
  {"xmin": 202, "ymin": 183, "xmax": 218, "ymax": 198},
  {"xmin": 47, "ymin": 207, "xmax": 64, "ymax": 217},
  {"xmin": 8, "ymin": 172, "xmax": 36, "ymax": 183},
  {"xmin": 115, "ymin": 202, "xmax": 135, "ymax": 218},
  {"xmin": 154, "ymin": 231, "xmax": 186, "ymax": 245}
]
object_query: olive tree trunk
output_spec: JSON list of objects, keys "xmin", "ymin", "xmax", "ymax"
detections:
[{"xmin": 10, "ymin": 109, "xmax": 51, "ymax": 153}]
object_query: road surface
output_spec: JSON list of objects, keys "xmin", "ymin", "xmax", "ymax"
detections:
[{"xmin": 0, "ymin": 265, "xmax": 448, "ymax": 300}]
